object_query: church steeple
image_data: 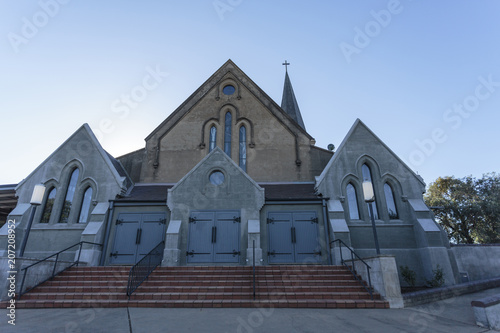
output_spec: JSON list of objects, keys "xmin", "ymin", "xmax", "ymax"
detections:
[{"xmin": 280, "ymin": 60, "xmax": 305, "ymax": 130}]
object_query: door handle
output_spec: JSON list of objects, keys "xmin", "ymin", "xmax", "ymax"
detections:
[
  {"xmin": 211, "ymin": 226, "xmax": 215, "ymax": 243},
  {"xmin": 136, "ymin": 228, "xmax": 142, "ymax": 244},
  {"xmin": 291, "ymin": 227, "xmax": 296, "ymax": 243},
  {"xmin": 214, "ymin": 226, "xmax": 217, "ymax": 243}
]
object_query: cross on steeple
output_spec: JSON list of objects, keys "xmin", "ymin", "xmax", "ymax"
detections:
[{"xmin": 282, "ymin": 60, "xmax": 290, "ymax": 72}]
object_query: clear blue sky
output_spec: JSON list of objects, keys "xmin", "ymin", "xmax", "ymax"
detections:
[{"xmin": 1, "ymin": 0, "xmax": 499, "ymax": 186}]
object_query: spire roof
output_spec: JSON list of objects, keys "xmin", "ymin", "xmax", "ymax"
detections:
[{"xmin": 281, "ymin": 70, "xmax": 306, "ymax": 130}]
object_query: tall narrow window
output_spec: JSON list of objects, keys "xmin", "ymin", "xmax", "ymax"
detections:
[
  {"xmin": 384, "ymin": 183, "xmax": 398, "ymax": 219},
  {"xmin": 224, "ymin": 112, "xmax": 232, "ymax": 157},
  {"xmin": 346, "ymin": 183, "xmax": 360, "ymax": 220},
  {"xmin": 78, "ymin": 187, "xmax": 93, "ymax": 223},
  {"xmin": 59, "ymin": 168, "xmax": 79, "ymax": 223},
  {"xmin": 209, "ymin": 126, "xmax": 217, "ymax": 152},
  {"xmin": 40, "ymin": 187, "xmax": 57, "ymax": 223},
  {"xmin": 239, "ymin": 126, "xmax": 247, "ymax": 172},
  {"xmin": 362, "ymin": 164, "xmax": 379, "ymax": 219}
]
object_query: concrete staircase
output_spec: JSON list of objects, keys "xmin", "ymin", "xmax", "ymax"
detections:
[{"xmin": 6, "ymin": 265, "xmax": 389, "ymax": 309}]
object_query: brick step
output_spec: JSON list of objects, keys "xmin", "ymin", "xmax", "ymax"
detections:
[
  {"xmin": 38, "ymin": 279, "xmax": 365, "ymax": 289},
  {"xmin": 146, "ymin": 274, "xmax": 357, "ymax": 281},
  {"xmin": 21, "ymin": 291, "xmax": 377, "ymax": 301},
  {"xmin": 52, "ymin": 273, "xmax": 359, "ymax": 282},
  {"xmin": 40, "ymin": 280, "xmax": 128, "ymax": 287},
  {"xmin": 4, "ymin": 299, "xmax": 389, "ymax": 309},
  {"xmin": 30, "ymin": 284, "xmax": 369, "ymax": 294}
]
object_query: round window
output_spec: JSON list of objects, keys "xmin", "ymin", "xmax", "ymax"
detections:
[
  {"xmin": 209, "ymin": 170, "xmax": 225, "ymax": 185},
  {"xmin": 223, "ymin": 85, "xmax": 235, "ymax": 95}
]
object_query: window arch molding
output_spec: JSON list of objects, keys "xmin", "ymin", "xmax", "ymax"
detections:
[
  {"xmin": 218, "ymin": 105, "xmax": 238, "ymax": 158},
  {"xmin": 380, "ymin": 174, "xmax": 403, "ymax": 220},
  {"xmin": 200, "ymin": 118, "xmax": 220, "ymax": 149},
  {"xmin": 356, "ymin": 156, "xmax": 383, "ymax": 221},
  {"xmin": 340, "ymin": 173, "xmax": 363, "ymax": 221},
  {"xmin": 235, "ymin": 117, "xmax": 255, "ymax": 148},
  {"xmin": 35, "ymin": 179, "xmax": 59, "ymax": 224},
  {"xmin": 74, "ymin": 177, "xmax": 97, "ymax": 224},
  {"xmin": 216, "ymin": 78, "xmax": 241, "ymax": 100},
  {"xmin": 53, "ymin": 159, "xmax": 84, "ymax": 224}
]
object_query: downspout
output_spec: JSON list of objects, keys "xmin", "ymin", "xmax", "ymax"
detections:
[
  {"xmin": 322, "ymin": 198, "xmax": 332, "ymax": 265},
  {"xmin": 99, "ymin": 200, "xmax": 115, "ymax": 266}
]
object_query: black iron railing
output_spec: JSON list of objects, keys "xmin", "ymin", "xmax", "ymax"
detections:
[
  {"xmin": 127, "ymin": 240, "xmax": 164, "ymax": 298},
  {"xmin": 252, "ymin": 239, "xmax": 256, "ymax": 300},
  {"xmin": 330, "ymin": 239, "xmax": 373, "ymax": 299},
  {"xmin": 18, "ymin": 241, "xmax": 102, "ymax": 298}
]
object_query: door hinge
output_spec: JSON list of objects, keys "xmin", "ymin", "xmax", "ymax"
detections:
[
  {"xmin": 159, "ymin": 218, "xmax": 167, "ymax": 224},
  {"xmin": 116, "ymin": 219, "xmax": 124, "ymax": 225},
  {"xmin": 186, "ymin": 250, "xmax": 195, "ymax": 257},
  {"xmin": 267, "ymin": 250, "xmax": 276, "ymax": 256},
  {"xmin": 110, "ymin": 251, "xmax": 118, "ymax": 258},
  {"xmin": 311, "ymin": 217, "xmax": 319, "ymax": 224},
  {"xmin": 233, "ymin": 216, "xmax": 241, "ymax": 223},
  {"xmin": 221, "ymin": 250, "xmax": 241, "ymax": 256},
  {"xmin": 267, "ymin": 218, "xmax": 274, "ymax": 224},
  {"xmin": 189, "ymin": 217, "xmax": 197, "ymax": 223},
  {"xmin": 313, "ymin": 250, "xmax": 322, "ymax": 256}
]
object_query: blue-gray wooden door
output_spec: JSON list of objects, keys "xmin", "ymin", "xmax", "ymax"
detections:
[
  {"xmin": 214, "ymin": 211, "xmax": 240, "ymax": 263},
  {"xmin": 267, "ymin": 212, "xmax": 294, "ymax": 263},
  {"xmin": 187, "ymin": 210, "xmax": 240, "ymax": 263},
  {"xmin": 267, "ymin": 211, "xmax": 320, "ymax": 264},
  {"xmin": 109, "ymin": 213, "xmax": 166, "ymax": 265}
]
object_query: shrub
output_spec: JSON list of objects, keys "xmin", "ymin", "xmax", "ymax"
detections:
[
  {"xmin": 400, "ymin": 265, "xmax": 416, "ymax": 287},
  {"xmin": 426, "ymin": 265, "xmax": 445, "ymax": 288}
]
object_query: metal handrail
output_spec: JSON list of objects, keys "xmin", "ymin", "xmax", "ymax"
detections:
[
  {"xmin": 330, "ymin": 239, "xmax": 373, "ymax": 299},
  {"xmin": 127, "ymin": 240, "xmax": 164, "ymax": 298},
  {"xmin": 18, "ymin": 241, "xmax": 102, "ymax": 298},
  {"xmin": 252, "ymin": 240, "xmax": 256, "ymax": 300}
]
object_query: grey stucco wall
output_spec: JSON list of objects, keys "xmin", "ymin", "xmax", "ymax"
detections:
[
  {"xmin": 0, "ymin": 124, "xmax": 130, "ymax": 260},
  {"xmin": 166, "ymin": 148, "xmax": 264, "ymax": 265},
  {"xmin": 451, "ymin": 245, "xmax": 500, "ymax": 282}
]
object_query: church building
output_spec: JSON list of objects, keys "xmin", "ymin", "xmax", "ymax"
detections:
[{"xmin": 0, "ymin": 60, "xmax": 458, "ymax": 290}]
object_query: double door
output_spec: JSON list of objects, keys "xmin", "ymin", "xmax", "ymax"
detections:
[
  {"xmin": 109, "ymin": 213, "xmax": 166, "ymax": 265},
  {"xmin": 187, "ymin": 211, "xmax": 240, "ymax": 263},
  {"xmin": 267, "ymin": 211, "xmax": 321, "ymax": 263}
]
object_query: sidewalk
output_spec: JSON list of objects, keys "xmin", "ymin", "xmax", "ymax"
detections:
[{"xmin": 2, "ymin": 287, "xmax": 499, "ymax": 333}]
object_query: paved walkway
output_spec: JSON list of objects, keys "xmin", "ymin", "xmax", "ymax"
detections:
[{"xmin": 2, "ymin": 287, "xmax": 499, "ymax": 333}]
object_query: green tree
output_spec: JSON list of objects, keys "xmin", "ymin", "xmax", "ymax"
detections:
[{"xmin": 424, "ymin": 173, "xmax": 500, "ymax": 244}]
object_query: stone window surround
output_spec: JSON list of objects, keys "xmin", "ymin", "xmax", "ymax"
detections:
[
  {"xmin": 34, "ymin": 160, "xmax": 97, "ymax": 226},
  {"xmin": 200, "ymin": 105, "xmax": 255, "ymax": 169},
  {"xmin": 340, "ymin": 155, "xmax": 405, "ymax": 223}
]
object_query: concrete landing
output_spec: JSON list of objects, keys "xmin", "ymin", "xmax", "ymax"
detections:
[{"xmin": 2, "ymin": 287, "xmax": 499, "ymax": 333}]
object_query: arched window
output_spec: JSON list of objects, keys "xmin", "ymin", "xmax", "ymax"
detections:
[
  {"xmin": 384, "ymin": 183, "xmax": 398, "ymax": 219},
  {"xmin": 40, "ymin": 187, "xmax": 57, "ymax": 223},
  {"xmin": 78, "ymin": 187, "xmax": 93, "ymax": 223},
  {"xmin": 346, "ymin": 183, "xmax": 360, "ymax": 220},
  {"xmin": 239, "ymin": 125, "xmax": 247, "ymax": 172},
  {"xmin": 362, "ymin": 164, "xmax": 379, "ymax": 219},
  {"xmin": 209, "ymin": 126, "xmax": 217, "ymax": 152},
  {"xmin": 59, "ymin": 168, "xmax": 79, "ymax": 223},
  {"xmin": 224, "ymin": 112, "xmax": 232, "ymax": 157}
]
